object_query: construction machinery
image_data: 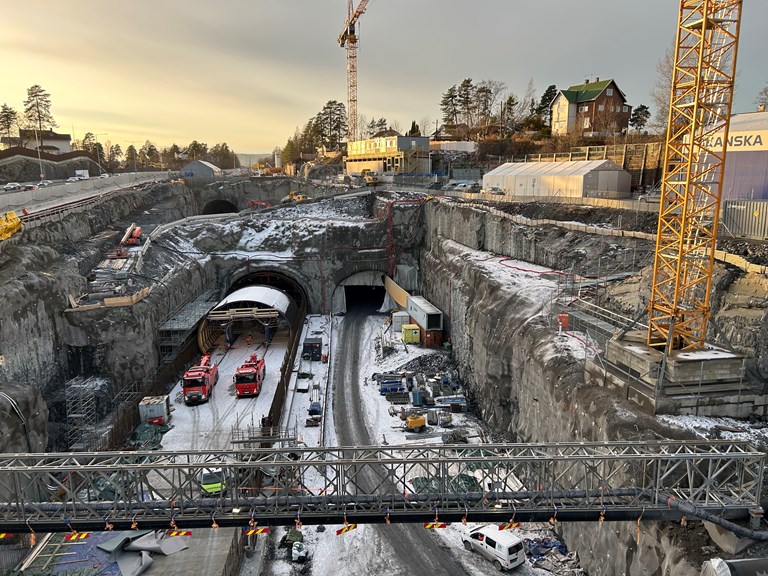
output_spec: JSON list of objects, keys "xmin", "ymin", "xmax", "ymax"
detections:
[
  {"xmin": 606, "ymin": 1, "xmax": 745, "ymax": 401},
  {"xmin": 361, "ymin": 169, "xmax": 379, "ymax": 186},
  {"xmin": 338, "ymin": 0, "xmax": 371, "ymax": 141},
  {"xmin": 405, "ymin": 412, "xmax": 426, "ymax": 432},
  {"xmin": 647, "ymin": 0, "xmax": 742, "ymax": 352},
  {"xmin": 182, "ymin": 353, "xmax": 219, "ymax": 405},
  {"xmin": 0, "ymin": 211, "xmax": 22, "ymax": 241},
  {"xmin": 234, "ymin": 353, "xmax": 266, "ymax": 398},
  {"xmin": 110, "ymin": 223, "xmax": 142, "ymax": 258}
]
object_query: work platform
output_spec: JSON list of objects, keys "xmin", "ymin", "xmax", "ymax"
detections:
[
  {"xmin": 590, "ymin": 330, "xmax": 766, "ymax": 417},
  {"xmin": 158, "ymin": 288, "xmax": 219, "ymax": 362}
]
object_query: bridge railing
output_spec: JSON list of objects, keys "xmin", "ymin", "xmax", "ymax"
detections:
[{"xmin": 0, "ymin": 441, "xmax": 761, "ymax": 532}]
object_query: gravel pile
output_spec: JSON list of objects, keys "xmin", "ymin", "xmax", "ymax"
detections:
[{"xmin": 396, "ymin": 351, "xmax": 456, "ymax": 374}]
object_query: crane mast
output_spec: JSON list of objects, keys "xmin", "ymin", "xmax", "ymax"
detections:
[
  {"xmin": 647, "ymin": 0, "xmax": 742, "ymax": 351},
  {"xmin": 338, "ymin": 0, "xmax": 370, "ymax": 142}
]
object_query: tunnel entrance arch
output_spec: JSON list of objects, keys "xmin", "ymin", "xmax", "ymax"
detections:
[
  {"xmin": 332, "ymin": 270, "xmax": 388, "ymax": 315},
  {"xmin": 229, "ymin": 270, "xmax": 308, "ymax": 313},
  {"xmin": 197, "ymin": 285, "xmax": 299, "ymax": 352},
  {"xmin": 202, "ymin": 199, "xmax": 238, "ymax": 214}
]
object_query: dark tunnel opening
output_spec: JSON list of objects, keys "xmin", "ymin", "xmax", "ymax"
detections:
[
  {"xmin": 202, "ymin": 200, "xmax": 238, "ymax": 214},
  {"xmin": 344, "ymin": 285, "xmax": 386, "ymax": 314}
]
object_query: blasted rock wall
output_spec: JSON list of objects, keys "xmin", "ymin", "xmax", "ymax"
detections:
[
  {"xmin": 0, "ymin": 383, "xmax": 48, "ymax": 453},
  {"xmin": 0, "ymin": 183, "xmax": 195, "ymax": 449},
  {"xmin": 421, "ymin": 203, "xmax": 700, "ymax": 576}
]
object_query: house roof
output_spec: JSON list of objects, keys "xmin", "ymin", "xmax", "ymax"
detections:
[
  {"xmin": 559, "ymin": 79, "xmax": 626, "ymax": 104},
  {"xmin": 183, "ymin": 160, "xmax": 221, "ymax": 171},
  {"xmin": 485, "ymin": 159, "xmax": 626, "ymax": 178},
  {"xmin": 19, "ymin": 129, "xmax": 71, "ymax": 141}
]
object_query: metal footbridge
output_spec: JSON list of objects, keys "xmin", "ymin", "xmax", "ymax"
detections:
[{"xmin": 0, "ymin": 441, "xmax": 763, "ymax": 532}]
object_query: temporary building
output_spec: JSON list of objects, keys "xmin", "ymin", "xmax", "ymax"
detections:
[{"xmin": 482, "ymin": 159, "xmax": 631, "ymax": 199}]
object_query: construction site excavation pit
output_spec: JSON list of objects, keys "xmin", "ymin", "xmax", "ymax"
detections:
[{"xmin": 3, "ymin": 184, "xmax": 768, "ymax": 575}]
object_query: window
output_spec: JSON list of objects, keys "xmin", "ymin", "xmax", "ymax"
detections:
[
  {"xmin": 580, "ymin": 105, "xmax": 588, "ymax": 113},
  {"xmin": 623, "ymin": 105, "xmax": 629, "ymax": 112},
  {"xmin": 598, "ymin": 104, "xmax": 605, "ymax": 112},
  {"xmin": 606, "ymin": 88, "xmax": 614, "ymax": 96},
  {"xmin": 583, "ymin": 118, "xmax": 591, "ymax": 129},
  {"xmin": 485, "ymin": 537, "xmax": 498, "ymax": 549}
]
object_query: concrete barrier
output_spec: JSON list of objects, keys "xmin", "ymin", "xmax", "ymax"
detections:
[{"xmin": 0, "ymin": 173, "xmax": 166, "ymax": 212}]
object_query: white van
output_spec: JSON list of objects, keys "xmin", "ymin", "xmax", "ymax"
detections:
[{"xmin": 461, "ymin": 525, "xmax": 526, "ymax": 571}]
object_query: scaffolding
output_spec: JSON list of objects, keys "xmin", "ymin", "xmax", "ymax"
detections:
[
  {"xmin": 64, "ymin": 377, "xmax": 99, "ymax": 451},
  {"xmin": 158, "ymin": 287, "xmax": 219, "ymax": 362}
]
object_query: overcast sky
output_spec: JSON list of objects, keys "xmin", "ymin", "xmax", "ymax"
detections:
[{"xmin": 3, "ymin": 1, "xmax": 767, "ymax": 154}]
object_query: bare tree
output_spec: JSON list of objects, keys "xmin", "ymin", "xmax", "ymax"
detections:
[
  {"xmin": 650, "ymin": 44, "xmax": 674, "ymax": 133},
  {"xmin": 418, "ymin": 115, "xmax": 434, "ymax": 137},
  {"xmin": 757, "ymin": 83, "xmax": 768, "ymax": 110},
  {"xmin": 389, "ymin": 119, "xmax": 402, "ymax": 134}
]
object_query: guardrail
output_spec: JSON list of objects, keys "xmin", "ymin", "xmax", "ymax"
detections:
[{"xmin": 1, "ymin": 173, "xmax": 166, "ymax": 213}]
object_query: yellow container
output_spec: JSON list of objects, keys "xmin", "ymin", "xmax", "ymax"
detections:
[{"xmin": 402, "ymin": 324, "xmax": 420, "ymax": 344}]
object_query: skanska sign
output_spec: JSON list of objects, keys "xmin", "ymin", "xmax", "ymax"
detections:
[{"xmin": 704, "ymin": 130, "xmax": 767, "ymax": 151}]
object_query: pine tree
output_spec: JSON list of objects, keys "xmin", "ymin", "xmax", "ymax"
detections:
[{"xmin": 23, "ymin": 85, "xmax": 57, "ymax": 141}]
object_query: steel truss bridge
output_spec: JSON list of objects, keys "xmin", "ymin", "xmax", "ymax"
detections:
[{"xmin": 0, "ymin": 441, "xmax": 763, "ymax": 533}]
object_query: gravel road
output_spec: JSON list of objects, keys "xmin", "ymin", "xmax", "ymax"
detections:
[{"xmin": 333, "ymin": 307, "xmax": 472, "ymax": 575}]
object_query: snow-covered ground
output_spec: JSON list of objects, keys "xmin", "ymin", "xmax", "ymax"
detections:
[
  {"xmin": 161, "ymin": 330, "xmax": 289, "ymax": 453},
  {"xmin": 261, "ymin": 313, "xmax": 557, "ymax": 576}
]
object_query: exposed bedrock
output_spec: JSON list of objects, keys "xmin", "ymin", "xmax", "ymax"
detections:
[{"xmin": 421, "ymin": 203, "xmax": 708, "ymax": 575}]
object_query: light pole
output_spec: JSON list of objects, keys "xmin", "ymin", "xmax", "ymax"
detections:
[
  {"xmin": 93, "ymin": 133, "xmax": 108, "ymax": 176},
  {"xmin": 33, "ymin": 127, "xmax": 45, "ymax": 181}
]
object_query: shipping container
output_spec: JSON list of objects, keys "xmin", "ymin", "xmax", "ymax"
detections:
[
  {"xmin": 402, "ymin": 324, "xmax": 420, "ymax": 344},
  {"xmin": 392, "ymin": 311, "xmax": 410, "ymax": 333},
  {"xmin": 423, "ymin": 329, "xmax": 444, "ymax": 348},
  {"xmin": 406, "ymin": 296, "xmax": 443, "ymax": 331},
  {"xmin": 138, "ymin": 395, "xmax": 172, "ymax": 425},
  {"xmin": 721, "ymin": 200, "xmax": 768, "ymax": 240}
]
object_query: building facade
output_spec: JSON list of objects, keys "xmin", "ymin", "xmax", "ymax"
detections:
[
  {"xmin": 551, "ymin": 78, "xmax": 632, "ymax": 137},
  {"xmin": 1, "ymin": 130, "xmax": 72, "ymax": 154},
  {"xmin": 345, "ymin": 136, "xmax": 431, "ymax": 175},
  {"xmin": 180, "ymin": 160, "xmax": 222, "ymax": 178}
]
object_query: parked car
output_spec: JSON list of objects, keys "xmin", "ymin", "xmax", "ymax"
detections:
[
  {"xmin": 21, "ymin": 184, "xmax": 38, "ymax": 191},
  {"xmin": 99, "ymin": 173, "xmax": 110, "ymax": 179},
  {"xmin": 461, "ymin": 525, "xmax": 526, "ymax": 571},
  {"xmin": 3, "ymin": 182, "xmax": 21, "ymax": 191},
  {"xmin": 200, "ymin": 468, "xmax": 226, "ymax": 496},
  {"xmin": 486, "ymin": 186, "xmax": 504, "ymax": 195},
  {"xmin": 66, "ymin": 176, "xmax": 82, "ymax": 182},
  {"xmin": 427, "ymin": 181, "xmax": 443, "ymax": 190}
]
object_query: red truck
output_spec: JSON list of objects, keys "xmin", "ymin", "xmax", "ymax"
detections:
[
  {"xmin": 234, "ymin": 354, "xmax": 265, "ymax": 397},
  {"xmin": 182, "ymin": 353, "xmax": 219, "ymax": 405}
]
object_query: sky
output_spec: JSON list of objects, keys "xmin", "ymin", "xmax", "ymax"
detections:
[{"xmin": 2, "ymin": 0, "xmax": 768, "ymax": 155}]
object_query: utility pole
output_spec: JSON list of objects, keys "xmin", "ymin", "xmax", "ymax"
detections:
[{"xmin": 93, "ymin": 133, "xmax": 108, "ymax": 176}]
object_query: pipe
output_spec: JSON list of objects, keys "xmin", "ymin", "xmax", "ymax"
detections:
[{"xmin": 667, "ymin": 498, "xmax": 768, "ymax": 540}]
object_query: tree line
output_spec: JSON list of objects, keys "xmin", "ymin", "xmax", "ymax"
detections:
[{"xmin": 1, "ymin": 85, "xmax": 240, "ymax": 172}]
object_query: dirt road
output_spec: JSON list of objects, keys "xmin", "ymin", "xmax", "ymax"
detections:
[{"xmin": 333, "ymin": 308, "xmax": 470, "ymax": 575}]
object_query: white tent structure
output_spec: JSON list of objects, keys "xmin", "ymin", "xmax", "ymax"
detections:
[{"xmin": 482, "ymin": 159, "xmax": 631, "ymax": 199}]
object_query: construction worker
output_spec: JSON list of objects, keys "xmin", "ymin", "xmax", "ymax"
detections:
[{"xmin": 246, "ymin": 334, "xmax": 253, "ymax": 346}]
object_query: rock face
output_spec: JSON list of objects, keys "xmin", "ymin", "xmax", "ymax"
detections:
[
  {"xmin": 421, "ymin": 201, "xmax": 703, "ymax": 576},
  {"xmin": 0, "ymin": 182, "xmax": 194, "ymax": 450},
  {"xmin": 0, "ymin": 383, "xmax": 48, "ymax": 453}
]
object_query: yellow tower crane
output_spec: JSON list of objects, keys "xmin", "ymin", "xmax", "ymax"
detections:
[
  {"xmin": 338, "ymin": 0, "xmax": 371, "ymax": 142},
  {"xmin": 647, "ymin": 0, "xmax": 743, "ymax": 352}
]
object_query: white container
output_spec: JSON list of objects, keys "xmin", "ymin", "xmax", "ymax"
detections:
[{"xmin": 138, "ymin": 395, "xmax": 172, "ymax": 425}]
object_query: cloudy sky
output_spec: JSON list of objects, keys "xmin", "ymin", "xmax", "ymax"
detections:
[{"xmin": 3, "ymin": 0, "xmax": 767, "ymax": 154}]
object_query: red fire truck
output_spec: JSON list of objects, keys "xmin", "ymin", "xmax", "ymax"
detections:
[
  {"xmin": 234, "ymin": 354, "xmax": 265, "ymax": 397},
  {"xmin": 182, "ymin": 353, "xmax": 219, "ymax": 405}
]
